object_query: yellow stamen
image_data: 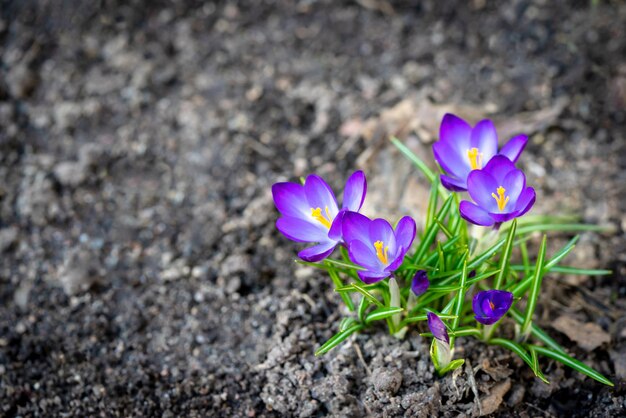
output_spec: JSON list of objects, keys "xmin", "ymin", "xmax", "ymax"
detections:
[
  {"xmin": 467, "ymin": 147, "xmax": 483, "ymax": 170},
  {"xmin": 311, "ymin": 206, "xmax": 332, "ymax": 229},
  {"xmin": 374, "ymin": 240, "xmax": 389, "ymax": 264},
  {"xmin": 489, "ymin": 300, "xmax": 495, "ymax": 310},
  {"xmin": 491, "ymin": 186, "xmax": 510, "ymax": 212}
]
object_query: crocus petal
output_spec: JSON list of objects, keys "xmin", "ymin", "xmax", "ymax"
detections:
[
  {"xmin": 467, "ymin": 170, "xmax": 499, "ymax": 212},
  {"xmin": 357, "ymin": 270, "xmax": 390, "ymax": 284},
  {"xmin": 499, "ymin": 134, "xmax": 528, "ymax": 163},
  {"xmin": 394, "ymin": 216, "xmax": 417, "ymax": 252},
  {"xmin": 369, "ymin": 218, "xmax": 397, "ymax": 257},
  {"xmin": 304, "ymin": 174, "xmax": 339, "ymax": 216},
  {"xmin": 341, "ymin": 212, "xmax": 372, "ymax": 245},
  {"xmin": 514, "ymin": 187, "xmax": 536, "ymax": 217},
  {"xmin": 386, "ymin": 248, "xmax": 406, "ymax": 272},
  {"xmin": 473, "ymin": 290, "xmax": 513, "ymax": 325},
  {"xmin": 272, "ymin": 182, "xmax": 310, "ymax": 219},
  {"xmin": 433, "ymin": 141, "xmax": 470, "ymax": 178},
  {"xmin": 276, "ymin": 216, "xmax": 330, "ymax": 243},
  {"xmin": 459, "ymin": 201, "xmax": 495, "ymax": 227},
  {"xmin": 427, "ymin": 312, "xmax": 449, "ymax": 344},
  {"xmin": 501, "ymin": 169, "xmax": 526, "ymax": 202},
  {"xmin": 487, "ymin": 211, "xmax": 520, "ymax": 224},
  {"xmin": 411, "ymin": 270, "xmax": 429, "ymax": 296},
  {"xmin": 470, "ymin": 119, "xmax": 498, "ymax": 162},
  {"xmin": 482, "ymin": 155, "xmax": 517, "ymax": 183},
  {"xmin": 440, "ymin": 113, "xmax": 472, "ymax": 151},
  {"xmin": 328, "ymin": 210, "xmax": 346, "ymax": 241},
  {"xmin": 348, "ymin": 240, "xmax": 382, "ymax": 270},
  {"xmin": 297, "ymin": 240, "xmax": 337, "ymax": 262},
  {"xmin": 440, "ymin": 174, "xmax": 467, "ymax": 192},
  {"xmin": 342, "ymin": 170, "xmax": 367, "ymax": 212}
]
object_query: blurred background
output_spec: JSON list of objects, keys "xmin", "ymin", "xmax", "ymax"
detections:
[{"xmin": 0, "ymin": 0, "xmax": 625, "ymax": 416}]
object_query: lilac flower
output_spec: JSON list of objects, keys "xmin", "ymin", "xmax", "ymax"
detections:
[
  {"xmin": 459, "ymin": 155, "xmax": 535, "ymax": 227},
  {"xmin": 427, "ymin": 312, "xmax": 449, "ymax": 344},
  {"xmin": 472, "ymin": 290, "xmax": 514, "ymax": 325},
  {"xmin": 411, "ymin": 270, "xmax": 429, "ymax": 297},
  {"xmin": 433, "ymin": 114, "xmax": 528, "ymax": 191},
  {"xmin": 341, "ymin": 212, "xmax": 416, "ymax": 284},
  {"xmin": 272, "ymin": 171, "xmax": 367, "ymax": 262}
]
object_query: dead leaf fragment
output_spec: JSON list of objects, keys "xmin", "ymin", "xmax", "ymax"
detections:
[
  {"xmin": 552, "ymin": 315, "xmax": 610, "ymax": 351},
  {"xmin": 480, "ymin": 379, "xmax": 511, "ymax": 416}
]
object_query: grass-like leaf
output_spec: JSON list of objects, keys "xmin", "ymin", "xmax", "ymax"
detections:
[
  {"xmin": 509, "ymin": 265, "xmax": 612, "ymax": 276},
  {"xmin": 315, "ymin": 323, "xmax": 364, "ymax": 356},
  {"xmin": 365, "ymin": 306, "xmax": 404, "ymax": 324},
  {"xmin": 520, "ymin": 235, "xmax": 548, "ymax": 339},
  {"xmin": 450, "ymin": 256, "xmax": 469, "ymax": 348},
  {"xmin": 390, "ymin": 136, "xmax": 437, "ymax": 184},
  {"xmin": 490, "ymin": 338, "xmax": 549, "ymax": 384},
  {"xmin": 349, "ymin": 282, "xmax": 385, "ymax": 308},
  {"xmin": 528, "ymin": 344, "xmax": 614, "ymax": 387},
  {"xmin": 358, "ymin": 295, "xmax": 369, "ymax": 323},
  {"xmin": 425, "ymin": 178, "xmax": 440, "ymax": 231},
  {"xmin": 494, "ymin": 219, "xmax": 517, "ymax": 289},
  {"xmin": 510, "ymin": 236, "xmax": 578, "ymax": 297},
  {"xmin": 326, "ymin": 261, "xmax": 355, "ymax": 311},
  {"xmin": 516, "ymin": 223, "xmax": 614, "ymax": 235},
  {"xmin": 508, "ymin": 307, "xmax": 566, "ymax": 354}
]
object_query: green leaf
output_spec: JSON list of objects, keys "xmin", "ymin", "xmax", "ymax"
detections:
[
  {"xmin": 450, "ymin": 256, "xmax": 469, "ymax": 348},
  {"xmin": 365, "ymin": 306, "xmax": 404, "ymax": 324},
  {"xmin": 315, "ymin": 323, "xmax": 364, "ymax": 356},
  {"xmin": 516, "ymin": 223, "xmax": 614, "ymax": 235},
  {"xmin": 528, "ymin": 345, "xmax": 614, "ymax": 387},
  {"xmin": 510, "ymin": 236, "xmax": 579, "ymax": 297},
  {"xmin": 421, "ymin": 327, "xmax": 481, "ymax": 338},
  {"xmin": 326, "ymin": 261, "xmax": 355, "ymax": 311},
  {"xmin": 509, "ymin": 265, "xmax": 612, "ymax": 276},
  {"xmin": 339, "ymin": 317, "xmax": 358, "ymax": 332},
  {"xmin": 494, "ymin": 219, "xmax": 517, "ymax": 289},
  {"xmin": 390, "ymin": 136, "xmax": 437, "ymax": 184},
  {"xmin": 351, "ymin": 282, "xmax": 385, "ymax": 308},
  {"xmin": 425, "ymin": 178, "xmax": 440, "ymax": 231},
  {"xmin": 490, "ymin": 338, "xmax": 549, "ymax": 384},
  {"xmin": 438, "ymin": 359, "xmax": 465, "ymax": 375},
  {"xmin": 325, "ymin": 258, "xmax": 365, "ymax": 271},
  {"xmin": 508, "ymin": 307, "xmax": 566, "ymax": 354},
  {"xmin": 413, "ymin": 195, "xmax": 454, "ymax": 263},
  {"xmin": 358, "ymin": 295, "xmax": 369, "ymax": 323},
  {"xmin": 520, "ymin": 235, "xmax": 548, "ymax": 339}
]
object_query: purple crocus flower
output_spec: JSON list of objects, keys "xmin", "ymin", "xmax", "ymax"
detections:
[
  {"xmin": 433, "ymin": 114, "xmax": 528, "ymax": 191},
  {"xmin": 472, "ymin": 290, "xmax": 514, "ymax": 325},
  {"xmin": 459, "ymin": 155, "xmax": 535, "ymax": 227},
  {"xmin": 341, "ymin": 212, "xmax": 416, "ymax": 284},
  {"xmin": 272, "ymin": 171, "xmax": 366, "ymax": 262},
  {"xmin": 427, "ymin": 312, "xmax": 449, "ymax": 344},
  {"xmin": 411, "ymin": 270, "xmax": 429, "ymax": 297}
]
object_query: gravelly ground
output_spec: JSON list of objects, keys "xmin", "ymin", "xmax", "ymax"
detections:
[{"xmin": 1, "ymin": 1, "xmax": 625, "ymax": 416}]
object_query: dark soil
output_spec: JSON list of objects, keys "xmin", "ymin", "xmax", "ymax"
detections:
[{"xmin": 1, "ymin": 1, "xmax": 625, "ymax": 416}]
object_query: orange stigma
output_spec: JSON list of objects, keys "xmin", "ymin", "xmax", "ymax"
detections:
[
  {"xmin": 467, "ymin": 147, "xmax": 483, "ymax": 170},
  {"xmin": 310, "ymin": 206, "xmax": 332, "ymax": 229},
  {"xmin": 374, "ymin": 241, "xmax": 389, "ymax": 264},
  {"xmin": 491, "ymin": 186, "xmax": 510, "ymax": 212}
]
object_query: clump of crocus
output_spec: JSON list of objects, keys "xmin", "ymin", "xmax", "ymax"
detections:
[
  {"xmin": 341, "ymin": 212, "xmax": 416, "ymax": 283},
  {"xmin": 272, "ymin": 171, "xmax": 366, "ymax": 261},
  {"xmin": 459, "ymin": 155, "xmax": 536, "ymax": 227},
  {"xmin": 473, "ymin": 290, "xmax": 514, "ymax": 325},
  {"xmin": 433, "ymin": 114, "xmax": 528, "ymax": 191},
  {"xmin": 271, "ymin": 112, "xmax": 614, "ymax": 388}
]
